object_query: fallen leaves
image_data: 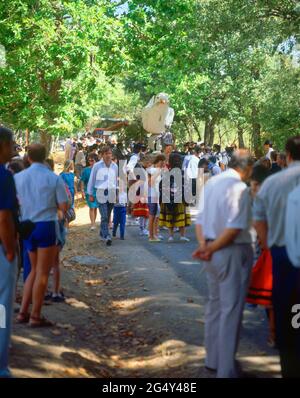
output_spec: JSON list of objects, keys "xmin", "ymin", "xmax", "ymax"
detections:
[
  {"xmin": 84, "ymin": 279, "xmax": 105, "ymax": 286},
  {"xmin": 51, "ymin": 329, "xmax": 62, "ymax": 336},
  {"xmin": 65, "ymin": 297, "xmax": 89, "ymax": 309},
  {"xmin": 57, "ymin": 323, "xmax": 76, "ymax": 332}
]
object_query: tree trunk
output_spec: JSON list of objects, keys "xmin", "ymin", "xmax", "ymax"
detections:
[
  {"xmin": 204, "ymin": 118, "xmax": 215, "ymax": 146},
  {"xmin": 251, "ymin": 107, "xmax": 262, "ymax": 158},
  {"xmin": 25, "ymin": 129, "xmax": 30, "ymax": 147},
  {"xmin": 40, "ymin": 130, "xmax": 53, "ymax": 156},
  {"xmin": 191, "ymin": 119, "xmax": 202, "ymax": 142},
  {"xmin": 237, "ymin": 125, "xmax": 245, "ymax": 148}
]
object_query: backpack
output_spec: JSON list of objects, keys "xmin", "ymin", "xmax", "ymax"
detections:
[
  {"xmin": 64, "ymin": 184, "xmax": 76, "ymax": 224},
  {"xmin": 285, "ymin": 186, "xmax": 300, "ymax": 268}
]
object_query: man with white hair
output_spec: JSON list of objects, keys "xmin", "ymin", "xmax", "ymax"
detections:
[{"xmin": 193, "ymin": 150, "xmax": 254, "ymax": 378}]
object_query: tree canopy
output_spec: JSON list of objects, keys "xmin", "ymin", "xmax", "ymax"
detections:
[{"xmin": 0, "ymin": 0, "xmax": 299, "ymax": 152}]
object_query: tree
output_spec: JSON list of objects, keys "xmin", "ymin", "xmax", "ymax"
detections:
[{"xmin": 0, "ymin": 0, "xmax": 129, "ymax": 150}]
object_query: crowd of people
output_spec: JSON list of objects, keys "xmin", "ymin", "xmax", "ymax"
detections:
[{"xmin": 0, "ymin": 124, "xmax": 300, "ymax": 379}]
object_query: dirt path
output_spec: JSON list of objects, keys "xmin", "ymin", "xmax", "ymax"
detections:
[
  {"xmin": 10, "ymin": 153, "xmax": 281, "ymax": 378},
  {"xmin": 10, "ymin": 203, "xmax": 280, "ymax": 378},
  {"xmin": 10, "ymin": 205, "xmax": 204, "ymax": 378}
]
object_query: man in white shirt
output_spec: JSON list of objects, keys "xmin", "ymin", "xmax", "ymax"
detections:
[
  {"xmin": 264, "ymin": 139, "xmax": 274, "ymax": 160},
  {"xmin": 88, "ymin": 146, "xmax": 118, "ymax": 246},
  {"xmin": 186, "ymin": 146, "xmax": 202, "ymax": 198},
  {"xmin": 253, "ymin": 136, "xmax": 300, "ymax": 378},
  {"xmin": 126, "ymin": 143, "xmax": 142, "ymax": 180},
  {"xmin": 285, "ymin": 184, "xmax": 300, "ymax": 268},
  {"xmin": 193, "ymin": 150, "xmax": 254, "ymax": 378}
]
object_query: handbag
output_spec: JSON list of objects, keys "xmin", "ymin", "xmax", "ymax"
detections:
[
  {"xmin": 17, "ymin": 220, "xmax": 36, "ymax": 240},
  {"xmin": 246, "ymin": 249, "xmax": 273, "ymax": 307},
  {"xmin": 65, "ymin": 208, "xmax": 76, "ymax": 224}
]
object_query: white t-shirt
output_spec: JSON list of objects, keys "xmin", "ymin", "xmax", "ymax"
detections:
[
  {"xmin": 147, "ymin": 166, "xmax": 162, "ymax": 201},
  {"xmin": 266, "ymin": 148, "xmax": 274, "ymax": 160},
  {"xmin": 186, "ymin": 155, "xmax": 199, "ymax": 179}
]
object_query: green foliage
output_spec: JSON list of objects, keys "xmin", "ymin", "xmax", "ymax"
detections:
[
  {"xmin": 0, "ymin": 0, "xmax": 133, "ymax": 137},
  {"xmin": 0, "ymin": 0, "xmax": 299, "ymax": 152}
]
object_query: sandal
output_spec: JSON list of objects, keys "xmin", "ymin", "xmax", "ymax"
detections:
[
  {"xmin": 16, "ymin": 312, "xmax": 30, "ymax": 324},
  {"xmin": 29, "ymin": 316, "xmax": 54, "ymax": 328}
]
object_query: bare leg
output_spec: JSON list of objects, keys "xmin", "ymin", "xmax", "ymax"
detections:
[
  {"xmin": 52, "ymin": 248, "xmax": 60, "ymax": 295},
  {"xmin": 179, "ymin": 227, "xmax": 185, "ymax": 237},
  {"xmin": 89, "ymin": 208, "xmax": 97, "ymax": 227},
  {"xmin": 148, "ymin": 215, "xmax": 155, "ymax": 239},
  {"xmin": 31, "ymin": 246, "xmax": 56, "ymax": 319},
  {"xmin": 19, "ymin": 251, "xmax": 37, "ymax": 315},
  {"xmin": 154, "ymin": 217, "xmax": 159, "ymax": 238}
]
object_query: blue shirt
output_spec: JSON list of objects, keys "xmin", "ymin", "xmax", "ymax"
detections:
[
  {"xmin": 60, "ymin": 172, "xmax": 75, "ymax": 195},
  {"xmin": 14, "ymin": 163, "xmax": 68, "ymax": 222},
  {"xmin": 0, "ymin": 165, "xmax": 18, "ymax": 211},
  {"xmin": 80, "ymin": 167, "xmax": 92, "ymax": 194}
]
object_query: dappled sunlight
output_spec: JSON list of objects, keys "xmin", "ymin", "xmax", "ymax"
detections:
[
  {"xmin": 110, "ymin": 339, "xmax": 205, "ymax": 372},
  {"xmin": 110, "ymin": 293, "xmax": 203, "ymax": 317},
  {"xmin": 238, "ymin": 355, "xmax": 281, "ymax": 377}
]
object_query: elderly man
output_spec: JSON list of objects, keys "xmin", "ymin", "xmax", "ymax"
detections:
[
  {"xmin": 15, "ymin": 144, "xmax": 68, "ymax": 327},
  {"xmin": 193, "ymin": 151, "xmax": 254, "ymax": 378},
  {"xmin": 253, "ymin": 136, "xmax": 300, "ymax": 378},
  {"xmin": 0, "ymin": 127, "xmax": 18, "ymax": 377}
]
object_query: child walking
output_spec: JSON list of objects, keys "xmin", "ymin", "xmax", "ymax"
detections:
[
  {"xmin": 147, "ymin": 154, "xmax": 166, "ymax": 242},
  {"xmin": 113, "ymin": 191, "xmax": 127, "ymax": 240}
]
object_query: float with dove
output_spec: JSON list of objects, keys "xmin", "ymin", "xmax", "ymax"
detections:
[{"xmin": 142, "ymin": 93, "xmax": 175, "ymax": 150}]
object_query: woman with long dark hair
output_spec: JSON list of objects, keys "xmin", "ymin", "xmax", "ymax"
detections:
[{"xmin": 159, "ymin": 152, "xmax": 191, "ymax": 242}]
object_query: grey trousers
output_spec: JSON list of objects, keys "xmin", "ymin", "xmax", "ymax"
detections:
[
  {"xmin": 0, "ymin": 245, "xmax": 17, "ymax": 377},
  {"xmin": 204, "ymin": 243, "xmax": 253, "ymax": 378}
]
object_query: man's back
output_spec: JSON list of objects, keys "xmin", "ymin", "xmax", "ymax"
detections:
[
  {"xmin": 15, "ymin": 163, "xmax": 65, "ymax": 222},
  {"xmin": 253, "ymin": 162, "xmax": 300, "ymax": 247},
  {"xmin": 198, "ymin": 168, "xmax": 251, "ymax": 243}
]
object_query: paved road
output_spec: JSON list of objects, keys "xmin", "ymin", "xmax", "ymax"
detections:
[{"xmin": 108, "ymin": 211, "xmax": 281, "ymax": 377}]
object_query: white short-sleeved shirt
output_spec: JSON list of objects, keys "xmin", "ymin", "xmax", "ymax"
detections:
[
  {"xmin": 15, "ymin": 163, "xmax": 68, "ymax": 222},
  {"xmin": 186, "ymin": 155, "xmax": 199, "ymax": 179},
  {"xmin": 266, "ymin": 148, "xmax": 274, "ymax": 160},
  {"xmin": 196, "ymin": 168, "xmax": 252, "ymax": 244}
]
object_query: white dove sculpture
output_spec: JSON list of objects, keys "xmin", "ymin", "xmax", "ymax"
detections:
[{"xmin": 142, "ymin": 93, "xmax": 175, "ymax": 150}]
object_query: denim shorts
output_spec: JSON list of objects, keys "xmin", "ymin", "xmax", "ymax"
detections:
[{"xmin": 24, "ymin": 221, "xmax": 56, "ymax": 252}]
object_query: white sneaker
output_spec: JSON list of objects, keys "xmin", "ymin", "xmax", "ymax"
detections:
[
  {"xmin": 168, "ymin": 236, "xmax": 174, "ymax": 243},
  {"xmin": 157, "ymin": 234, "xmax": 164, "ymax": 240},
  {"xmin": 180, "ymin": 236, "xmax": 190, "ymax": 242},
  {"xmin": 143, "ymin": 229, "xmax": 149, "ymax": 237},
  {"xmin": 90, "ymin": 226, "xmax": 96, "ymax": 231}
]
